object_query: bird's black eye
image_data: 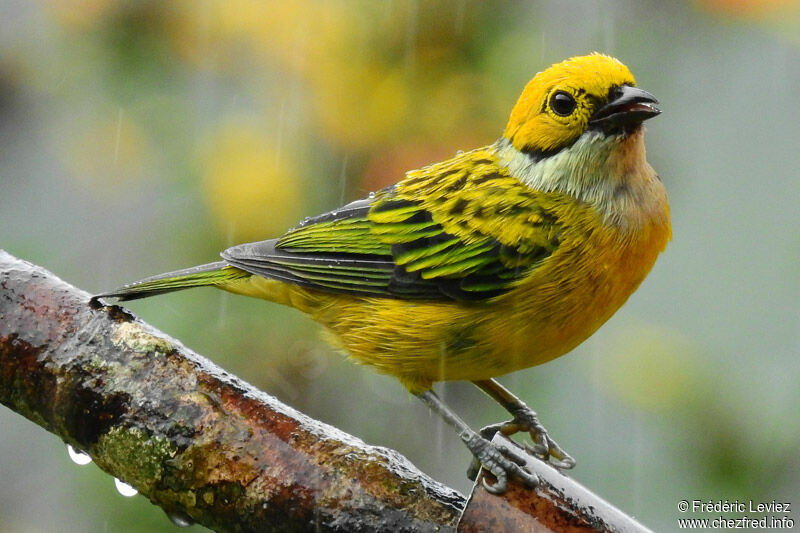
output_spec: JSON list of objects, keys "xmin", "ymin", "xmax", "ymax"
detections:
[{"xmin": 550, "ymin": 91, "xmax": 576, "ymax": 116}]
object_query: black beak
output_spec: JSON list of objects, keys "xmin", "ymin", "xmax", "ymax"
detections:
[{"xmin": 589, "ymin": 85, "xmax": 660, "ymax": 130}]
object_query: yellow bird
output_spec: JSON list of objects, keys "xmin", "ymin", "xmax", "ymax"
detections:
[{"xmin": 95, "ymin": 53, "xmax": 670, "ymax": 493}]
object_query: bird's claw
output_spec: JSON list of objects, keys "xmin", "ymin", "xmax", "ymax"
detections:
[
  {"xmin": 463, "ymin": 433, "xmax": 539, "ymax": 493},
  {"xmin": 479, "ymin": 408, "xmax": 576, "ymax": 470}
]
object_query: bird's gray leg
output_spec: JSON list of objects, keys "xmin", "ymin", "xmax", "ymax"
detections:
[
  {"xmin": 415, "ymin": 389, "xmax": 539, "ymax": 493},
  {"xmin": 473, "ymin": 378, "xmax": 575, "ymax": 470}
]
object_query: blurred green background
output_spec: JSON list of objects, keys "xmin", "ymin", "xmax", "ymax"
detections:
[{"xmin": 1, "ymin": 1, "xmax": 799, "ymax": 531}]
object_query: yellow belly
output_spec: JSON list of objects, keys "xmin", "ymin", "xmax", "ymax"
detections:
[{"xmin": 222, "ymin": 205, "xmax": 670, "ymax": 394}]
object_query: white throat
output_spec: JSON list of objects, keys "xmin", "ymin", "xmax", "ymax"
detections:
[{"xmin": 494, "ymin": 130, "xmax": 666, "ymax": 232}]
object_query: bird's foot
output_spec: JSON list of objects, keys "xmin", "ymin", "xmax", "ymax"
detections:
[
  {"xmin": 463, "ymin": 433, "xmax": 539, "ymax": 494},
  {"xmin": 479, "ymin": 407, "xmax": 575, "ymax": 470}
]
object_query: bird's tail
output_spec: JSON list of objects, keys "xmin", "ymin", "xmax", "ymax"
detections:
[{"xmin": 93, "ymin": 261, "xmax": 250, "ymax": 302}]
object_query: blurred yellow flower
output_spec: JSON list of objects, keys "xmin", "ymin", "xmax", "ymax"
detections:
[
  {"xmin": 168, "ymin": 0, "xmax": 347, "ymax": 75},
  {"xmin": 166, "ymin": 0, "xmax": 494, "ymax": 152},
  {"xmin": 202, "ymin": 121, "xmax": 302, "ymax": 242},
  {"xmin": 311, "ymin": 63, "xmax": 411, "ymax": 150}
]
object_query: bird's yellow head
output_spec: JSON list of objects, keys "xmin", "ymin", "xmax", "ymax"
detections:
[{"xmin": 504, "ymin": 54, "xmax": 659, "ymax": 155}]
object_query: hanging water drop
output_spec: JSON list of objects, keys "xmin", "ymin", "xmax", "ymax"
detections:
[
  {"xmin": 168, "ymin": 512, "xmax": 195, "ymax": 527},
  {"xmin": 114, "ymin": 478, "xmax": 138, "ymax": 497},
  {"xmin": 67, "ymin": 444, "xmax": 92, "ymax": 465}
]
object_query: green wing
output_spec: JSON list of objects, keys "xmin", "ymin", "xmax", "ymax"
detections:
[{"xmin": 222, "ymin": 149, "xmax": 562, "ymax": 301}]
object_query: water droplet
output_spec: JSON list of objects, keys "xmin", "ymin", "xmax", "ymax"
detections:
[
  {"xmin": 114, "ymin": 478, "xmax": 138, "ymax": 497},
  {"xmin": 67, "ymin": 444, "xmax": 92, "ymax": 465},
  {"xmin": 367, "ymin": 191, "xmax": 376, "ymax": 199},
  {"xmin": 168, "ymin": 512, "xmax": 195, "ymax": 527},
  {"xmin": 456, "ymin": 150, "xmax": 464, "ymax": 156}
]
